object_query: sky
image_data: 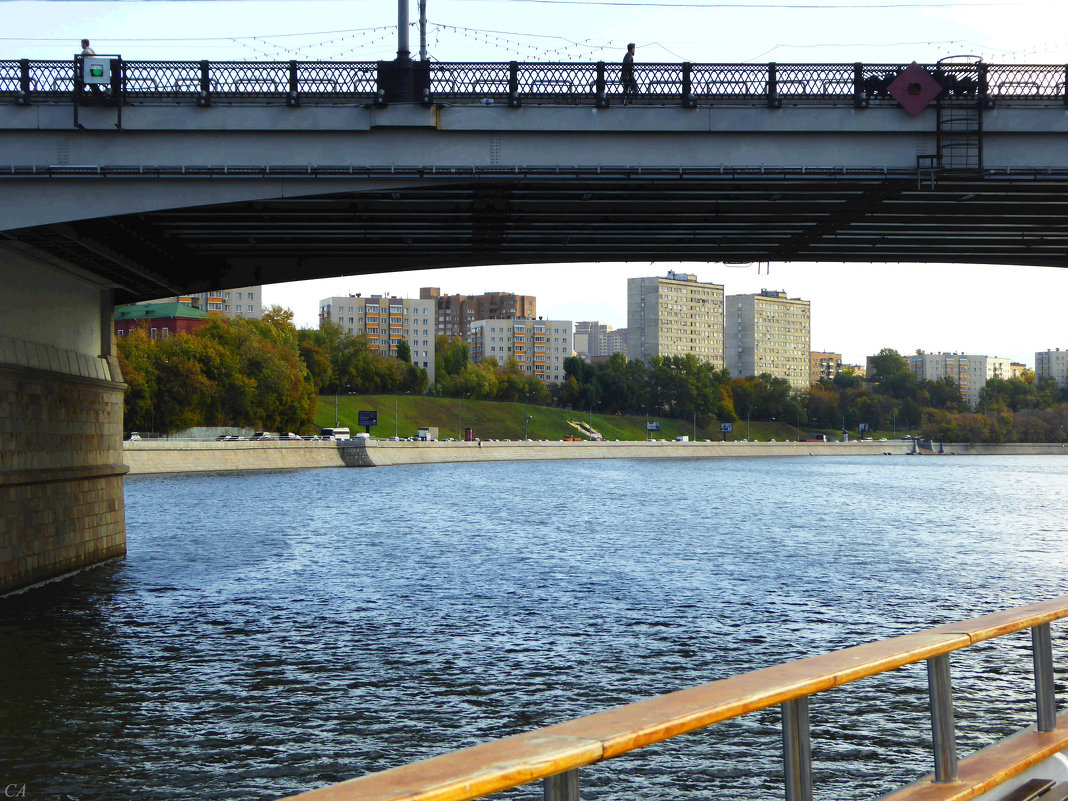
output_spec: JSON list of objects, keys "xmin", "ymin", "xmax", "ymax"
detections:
[{"xmin": 4, "ymin": 0, "xmax": 1067, "ymax": 365}]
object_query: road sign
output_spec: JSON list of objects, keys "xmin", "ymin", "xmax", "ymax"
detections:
[
  {"xmin": 720, "ymin": 423, "xmax": 734, "ymax": 433},
  {"xmin": 358, "ymin": 410, "xmax": 378, "ymax": 426}
]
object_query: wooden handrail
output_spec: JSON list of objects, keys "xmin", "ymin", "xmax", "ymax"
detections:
[
  {"xmin": 280, "ymin": 596, "xmax": 1068, "ymax": 801},
  {"xmin": 882, "ymin": 709, "xmax": 1068, "ymax": 801}
]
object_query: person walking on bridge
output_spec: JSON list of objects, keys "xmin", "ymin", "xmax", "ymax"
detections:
[
  {"xmin": 621, "ymin": 43, "xmax": 637, "ymax": 105},
  {"xmin": 78, "ymin": 39, "xmax": 102, "ymax": 103}
]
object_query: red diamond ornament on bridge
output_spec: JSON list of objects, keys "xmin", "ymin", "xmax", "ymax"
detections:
[{"xmin": 887, "ymin": 62, "xmax": 943, "ymax": 116}]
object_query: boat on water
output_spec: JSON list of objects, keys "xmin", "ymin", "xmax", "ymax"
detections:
[{"xmin": 278, "ymin": 597, "xmax": 1068, "ymax": 801}]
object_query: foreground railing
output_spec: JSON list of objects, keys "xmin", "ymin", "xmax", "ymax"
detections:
[
  {"xmin": 279, "ymin": 597, "xmax": 1068, "ymax": 801},
  {"xmin": 1, "ymin": 59, "xmax": 1067, "ymax": 107}
]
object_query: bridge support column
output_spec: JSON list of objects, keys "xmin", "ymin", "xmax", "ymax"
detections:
[{"xmin": 0, "ymin": 243, "xmax": 127, "ymax": 595}]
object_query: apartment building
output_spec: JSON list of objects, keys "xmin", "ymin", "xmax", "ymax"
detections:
[
  {"xmin": 810, "ymin": 351, "xmax": 843, "ymax": 385},
  {"xmin": 318, "ymin": 294, "xmax": 436, "ymax": 382},
  {"xmin": 726, "ymin": 290, "xmax": 811, "ymax": 389},
  {"xmin": 606, "ymin": 328, "xmax": 628, "ymax": 358},
  {"xmin": 145, "ymin": 286, "xmax": 263, "ymax": 319},
  {"xmin": 908, "ymin": 352, "xmax": 1013, "ymax": 410},
  {"xmin": 1036, "ymin": 349, "xmax": 1068, "ymax": 390},
  {"xmin": 844, "ymin": 363, "xmax": 866, "ymax": 378},
  {"xmin": 574, "ymin": 321, "xmax": 619, "ymax": 361},
  {"xmin": 626, "ymin": 272, "xmax": 725, "ymax": 366},
  {"xmin": 468, "ymin": 319, "xmax": 573, "ymax": 384},
  {"xmin": 420, "ymin": 287, "xmax": 536, "ymax": 339}
]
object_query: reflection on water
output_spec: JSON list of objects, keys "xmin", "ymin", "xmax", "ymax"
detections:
[{"xmin": 2, "ymin": 456, "xmax": 1067, "ymax": 801}]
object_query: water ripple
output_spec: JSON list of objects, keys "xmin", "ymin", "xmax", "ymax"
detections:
[{"xmin": 2, "ymin": 456, "xmax": 1068, "ymax": 801}]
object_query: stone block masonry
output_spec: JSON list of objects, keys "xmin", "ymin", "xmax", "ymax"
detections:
[{"xmin": 0, "ymin": 358, "xmax": 127, "ymax": 594}]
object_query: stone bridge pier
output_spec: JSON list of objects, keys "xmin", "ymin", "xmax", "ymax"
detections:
[{"xmin": 0, "ymin": 242, "xmax": 127, "ymax": 594}]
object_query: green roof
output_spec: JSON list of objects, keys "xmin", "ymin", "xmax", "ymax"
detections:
[{"xmin": 115, "ymin": 303, "xmax": 211, "ymax": 321}]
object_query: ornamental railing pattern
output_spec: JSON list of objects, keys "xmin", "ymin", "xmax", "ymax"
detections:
[{"xmin": 1, "ymin": 59, "xmax": 1066, "ymax": 106}]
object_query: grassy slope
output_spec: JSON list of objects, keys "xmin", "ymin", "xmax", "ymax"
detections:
[{"xmin": 313, "ymin": 394, "xmax": 843, "ymax": 442}]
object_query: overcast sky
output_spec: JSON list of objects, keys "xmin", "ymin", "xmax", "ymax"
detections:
[{"xmin": 5, "ymin": 0, "xmax": 1066, "ymax": 364}]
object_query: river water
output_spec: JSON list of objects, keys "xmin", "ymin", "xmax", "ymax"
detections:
[{"xmin": 3, "ymin": 455, "xmax": 1068, "ymax": 801}]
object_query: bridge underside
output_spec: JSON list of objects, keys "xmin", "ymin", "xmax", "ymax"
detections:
[{"xmin": 4, "ymin": 167, "xmax": 1068, "ymax": 301}]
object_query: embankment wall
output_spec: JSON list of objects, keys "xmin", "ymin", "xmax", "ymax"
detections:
[
  {"xmin": 123, "ymin": 440, "xmax": 346, "ymax": 474},
  {"xmin": 342, "ymin": 439, "xmax": 912, "ymax": 466},
  {"xmin": 122, "ymin": 439, "xmax": 1068, "ymax": 475}
]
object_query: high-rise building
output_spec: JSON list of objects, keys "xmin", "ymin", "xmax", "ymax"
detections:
[
  {"xmin": 725, "ymin": 290, "xmax": 811, "ymax": 389},
  {"xmin": 419, "ymin": 287, "xmax": 536, "ymax": 339},
  {"xmin": 606, "ymin": 328, "xmax": 628, "ymax": 358},
  {"xmin": 908, "ymin": 353, "xmax": 1013, "ymax": 410},
  {"xmin": 626, "ymin": 272, "xmax": 724, "ymax": 366},
  {"xmin": 319, "ymin": 294, "xmax": 436, "ymax": 382},
  {"xmin": 468, "ymin": 319, "xmax": 573, "ymax": 384},
  {"xmin": 574, "ymin": 321, "xmax": 616, "ymax": 361},
  {"xmin": 810, "ymin": 351, "xmax": 843, "ymax": 385},
  {"xmin": 144, "ymin": 286, "xmax": 263, "ymax": 319},
  {"xmin": 1035, "ymin": 349, "xmax": 1068, "ymax": 390}
]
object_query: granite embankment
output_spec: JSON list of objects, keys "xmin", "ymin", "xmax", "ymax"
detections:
[
  {"xmin": 122, "ymin": 439, "xmax": 1068, "ymax": 474},
  {"xmin": 123, "ymin": 440, "xmax": 346, "ymax": 474}
]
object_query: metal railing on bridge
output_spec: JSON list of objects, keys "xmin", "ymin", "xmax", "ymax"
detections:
[
  {"xmin": 2, "ymin": 58, "xmax": 1067, "ymax": 108},
  {"xmin": 278, "ymin": 597, "xmax": 1068, "ymax": 801}
]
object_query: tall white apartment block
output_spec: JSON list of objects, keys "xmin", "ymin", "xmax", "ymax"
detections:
[
  {"xmin": 145, "ymin": 286, "xmax": 263, "ymax": 319},
  {"xmin": 725, "ymin": 290, "xmax": 811, "ymax": 389},
  {"xmin": 468, "ymin": 319, "xmax": 573, "ymax": 384},
  {"xmin": 1035, "ymin": 349, "xmax": 1068, "ymax": 390},
  {"xmin": 907, "ymin": 353, "xmax": 1013, "ymax": 410},
  {"xmin": 318, "ymin": 294, "xmax": 436, "ymax": 382},
  {"xmin": 626, "ymin": 271, "xmax": 724, "ymax": 366}
]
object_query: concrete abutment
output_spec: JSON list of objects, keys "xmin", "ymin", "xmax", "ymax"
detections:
[{"xmin": 0, "ymin": 243, "xmax": 127, "ymax": 594}]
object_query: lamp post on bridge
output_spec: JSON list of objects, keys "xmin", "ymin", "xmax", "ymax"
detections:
[{"xmin": 396, "ymin": 0, "xmax": 411, "ymax": 61}]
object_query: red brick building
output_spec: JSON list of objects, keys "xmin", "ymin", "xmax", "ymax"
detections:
[{"xmin": 114, "ymin": 302, "xmax": 210, "ymax": 340}]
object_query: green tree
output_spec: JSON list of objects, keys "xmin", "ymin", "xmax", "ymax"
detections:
[
  {"xmin": 869, "ymin": 348, "xmax": 914, "ymax": 399},
  {"xmin": 435, "ymin": 335, "xmax": 470, "ymax": 379}
]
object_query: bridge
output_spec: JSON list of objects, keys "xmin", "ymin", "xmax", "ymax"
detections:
[{"xmin": 2, "ymin": 56, "xmax": 1068, "ymax": 592}]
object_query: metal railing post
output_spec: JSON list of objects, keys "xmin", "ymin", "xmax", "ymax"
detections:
[
  {"xmin": 853, "ymin": 62, "xmax": 868, "ymax": 108},
  {"xmin": 1063, "ymin": 65, "xmax": 1068, "ymax": 108},
  {"xmin": 198, "ymin": 60, "xmax": 212, "ymax": 106},
  {"xmin": 543, "ymin": 769, "xmax": 580, "ymax": 801},
  {"xmin": 508, "ymin": 60, "xmax": 521, "ymax": 107},
  {"xmin": 1033, "ymin": 623, "xmax": 1057, "ymax": 732},
  {"xmin": 978, "ymin": 62, "xmax": 992, "ymax": 108},
  {"xmin": 682, "ymin": 62, "xmax": 695, "ymax": 107},
  {"xmin": 782, "ymin": 698, "xmax": 813, "ymax": 801},
  {"xmin": 927, "ymin": 654, "xmax": 958, "ymax": 782},
  {"xmin": 287, "ymin": 60, "xmax": 300, "ymax": 106},
  {"xmin": 17, "ymin": 59, "xmax": 31, "ymax": 105},
  {"xmin": 595, "ymin": 61, "xmax": 608, "ymax": 108},
  {"xmin": 767, "ymin": 62, "xmax": 781, "ymax": 108}
]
